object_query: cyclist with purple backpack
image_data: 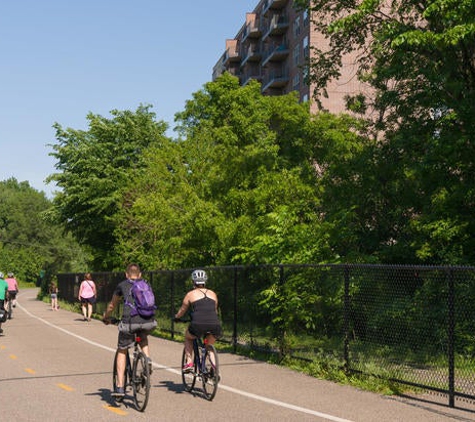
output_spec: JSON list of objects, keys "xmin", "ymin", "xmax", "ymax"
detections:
[{"xmin": 103, "ymin": 263, "xmax": 157, "ymax": 398}]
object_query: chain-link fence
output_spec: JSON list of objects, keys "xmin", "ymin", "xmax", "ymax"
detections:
[{"xmin": 55, "ymin": 264, "xmax": 475, "ymax": 408}]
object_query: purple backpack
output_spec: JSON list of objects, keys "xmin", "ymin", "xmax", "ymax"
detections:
[{"xmin": 125, "ymin": 279, "xmax": 156, "ymax": 318}]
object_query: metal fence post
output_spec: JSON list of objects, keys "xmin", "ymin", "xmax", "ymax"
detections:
[
  {"xmin": 447, "ymin": 268, "xmax": 455, "ymax": 408},
  {"xmin": 344, "ymin": 265, "xmax": 350, "ymax": 373},
  {"xmin": 233, "ymin": 266, "xmax": 238, "ymax": 353}
]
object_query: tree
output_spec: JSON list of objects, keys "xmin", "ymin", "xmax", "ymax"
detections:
[
  {"xmin": 0, "ymin": 178, "xmax": 88, "ymax": 285},
  {"xmin": 114, "ymin": 74, "xmax": 335, "ymax": 269},
  {"xmin": 47, "ymin": 105, "xmax": 169, "ymax": 270},
  {"xmin": 298, "ymin": 0, "xmax": 475, "ymax": 263}
]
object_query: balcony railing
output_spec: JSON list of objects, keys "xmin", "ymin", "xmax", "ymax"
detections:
[
  {"xmin": 262, "ymin": 42, "xmax": 289, "ymax": 66},
  {"xmin": 223, "ymin": 47, "xmax": 240, "ymax": 66},
  {"xmin": 262, "ymin": 0, "xmax": 288, "ymax": 15},
  {"xmin": 262, "ymin": 14, "xmax": 289, "ymax": 40},
  {"xmin": 240, "ymin": 45, "xmax": 262, "ymax": 67},
  {"xmin": 262, "ymin": 67, "xmax": 289, "ymax": 91},
  {"xmin": 242, "ymin": 20, "xmax": 261, "ymax": 42},
  {"xmin": 241, "ymin": 69, "xmax": 263, "ymax": 86}
]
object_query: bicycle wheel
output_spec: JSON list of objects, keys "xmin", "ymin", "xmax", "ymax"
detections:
[
  {"xmin": 112, "ymin": 350, "xmax": 129, "ymax": 402},
  {"xmin": 181, "ymin": 346, "xmax": 197, "ymax": 392},
  {"xmin": 202, "ymin": 345, "xmax": 219, "ymax": 401},
  {"xmin": 7, "ymin": 300, "xmax": 12, "ymax": 319},
  {"xmin": 132, "ymin": 351, "xmax": 150, "ymax": 412}
]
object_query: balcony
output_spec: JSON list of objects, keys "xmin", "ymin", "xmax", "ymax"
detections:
[
  {"xmin": 240, "ymin": 44, "xmax": 262, "ymax": 67},
  {"xmin": 261, "ymin": 42, "xmax": 289, "ymax": 66},
  {"xmin": 222, "ymin": 41, "xmax": 241, "ymax": 66},
  {"xmin": 241, "ymin": 69, "xmax": 263, "ymax": 86},
  {"xmin": 262, "ymin": 0, "xmax": 288, "ymax": 15},
  {"xmin": 262, "ymin": 68, "xmax": 289, "ymax": 92},
  {"xmin": 242, "ymin": 19, "xmax": 261, "ymax": 42},
  {"xmin": 262, "ymin": 15, "xmax": 289, "ymax": 40}
]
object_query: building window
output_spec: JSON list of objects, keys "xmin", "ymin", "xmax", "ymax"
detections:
[
  {"xmin": 303, "ymin": 10, "xmax": 309, "ymax": 27},
  {"xmin": 293, "ymin": 43, "xmax": 300, "ymax": 65},
  {"xmin": 302, "ymin": 65, "xmax": 310, "ymax": 86},
  {"xmin": 293, "ymin": 73, "xmax": 300, "ymax": 90},
  {"xmin": 302, "ymin": 93, "xmax": 309, "ymax": 102},
  {"xmin": 293, "ymin": 16, "xmax": 301, "ymax": 38},
  {"xmin": 303, "ymin": 36, "xmax": 309, "ymax": 59}
]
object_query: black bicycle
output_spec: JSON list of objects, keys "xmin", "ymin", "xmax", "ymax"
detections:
[
  {"xmin": 107, "ymin": 318, "xmax": 151, "ymax": 411},
  {"xmin": 6, "ymin": 292, "xmax": 15, "ymax": 319},
  {"xmin": 176, "ymin": 320, "xmax": 220, "ymax": 401}
]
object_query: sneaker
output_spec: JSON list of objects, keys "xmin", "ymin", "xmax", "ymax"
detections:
[
  {"xmin": 111, "ymin": 387, "xmax": 125, "ymax": 398},
  {"xmin": 12, "ymin": 304, "xmax": 16, "ymax": 308},
  {"xmin": 182, "ymin": 362, "xmax": 194, "ymax": 373},
  {"xmin": 0, "ymin": 328, "xmax": 3, "ymax": 334},
  {"xmin": 147, "ymin": 358, "xmax": 153, "ymax": 374}
]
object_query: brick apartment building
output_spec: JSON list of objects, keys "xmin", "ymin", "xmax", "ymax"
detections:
[{"xmin": 212, "ymin": 0, "xmax": 367, "ymax": 115}]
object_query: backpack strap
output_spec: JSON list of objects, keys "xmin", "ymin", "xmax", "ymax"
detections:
[{"xmin": 124, "ymin": 279, "xmax": 135, "ymax": 314}]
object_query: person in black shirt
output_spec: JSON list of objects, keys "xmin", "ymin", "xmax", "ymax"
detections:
[
  {"xmin": 174, "ymin": 269, "xmax": 222, "ymax": 372},
  {"xmin": 103, "ymin": 263, "xmax": 157, "ymax": 397}
]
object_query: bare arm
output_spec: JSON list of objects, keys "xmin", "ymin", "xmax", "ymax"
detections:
[
  {"xmin": 103, "ymin": 294, "xmax": 121, "ymax": 320},
  {"xmin": 175, "ymin": 293, "xmax": 191, "ymax": 319}
]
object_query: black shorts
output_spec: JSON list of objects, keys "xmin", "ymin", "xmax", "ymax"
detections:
[
  {"xmin": 80, "ymin": 296, "xmax": 96, "ymax": 304},
  {"xmin": 188, "ymin": 322, "xmax": 222, "ymax": 339},
  {"xmin": 8, "ymin": 290, "xmax": 17, "ymax": 299}
]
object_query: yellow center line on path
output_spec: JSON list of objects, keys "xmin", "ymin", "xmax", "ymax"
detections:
[
  {"xmin": 0, "ymin": 345, "xmax": 6, "ymax": 350},
  {"xmin": 57, "ymin": 383, "xmax": 74, "ymax": 392},
  {"xmin": 9, "ymin": 354, "xmax": 17, "ymax": 359},
  {"xmin": 25, "ymin": 368, "xmax": 36, "ymax": 374},
  {"xmin": 104, "ymin": 405, "xmax": 128, "ymax": 416}
]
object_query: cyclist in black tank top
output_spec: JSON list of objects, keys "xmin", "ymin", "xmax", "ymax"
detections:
[
  {"xmin": 190, "ymin": 289, "xmax": 220, "ymax": 325},
  {"xmin": 174, "ymin": 270, "xmax": 222, "ymax": 371}
]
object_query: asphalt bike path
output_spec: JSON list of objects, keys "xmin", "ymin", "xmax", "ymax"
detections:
[{"xmin": 1, "ymin": 288, "xmax": 474, "ymax": 422}]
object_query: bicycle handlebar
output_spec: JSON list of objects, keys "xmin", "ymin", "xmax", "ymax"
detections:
[
  {"xmin": 173, "ymin": 317, "xmax": 190, "ymax": 323},
  {"xmin": 103, "ymin": 316, "xmax": 120, "ymax": 325}
]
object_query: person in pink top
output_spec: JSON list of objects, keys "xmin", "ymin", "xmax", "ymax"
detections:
[
  {"xmin": 5, "ymin": 273, "xmax": 19, "ymax": 308},
  {"xmin": 78, "ymin": 273, "xmax": 97, "ymax": 322}
]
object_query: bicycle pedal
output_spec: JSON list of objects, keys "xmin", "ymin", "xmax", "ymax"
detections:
[
  {"xmin": 111, "ymin": 388, "xmax": 125, "ymax": 400},
  {"xmin": 113, "ymin": 394, "xmax": 125, "ymax": 403}
]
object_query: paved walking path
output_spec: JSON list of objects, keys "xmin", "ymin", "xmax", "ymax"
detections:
[{"xmin": 1, "ymin": 288, "xmax": 474, "ymax": 421}]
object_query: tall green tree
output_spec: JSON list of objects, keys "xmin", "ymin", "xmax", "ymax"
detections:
[
  {"xmin": 298, "ymin": 0, "xmax": 475, "ymax": 263},
  {"xmin": 47, "ymin": 105, "xmax": 169, "ymax": 270},
  {"xmin": 0, "ymin": 178, "xmax": 88, "ymax": 284},
  {"xmin": 114, "ymin": 74, "xmax": 335, "ymax": 268}
]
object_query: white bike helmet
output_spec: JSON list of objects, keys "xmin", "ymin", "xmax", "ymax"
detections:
[
  {"xmin": 191, "ymin": 269, "xmax": 207, "ymax": 286},
  {"xmin": 0, "ymin": 272, "xmax": 4, "ymax": 279}
]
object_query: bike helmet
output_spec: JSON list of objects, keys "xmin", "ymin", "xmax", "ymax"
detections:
[
  {"xmin": 7, "ymin": 272, "xmax": 13, "ymax": 278},
  {"xmin": 0, "ymin": 272, "xmax": 4, "ymax": 279},
  {"xmin": 191, "ymin": 269, "xmax": 207, "ymax": 285}
]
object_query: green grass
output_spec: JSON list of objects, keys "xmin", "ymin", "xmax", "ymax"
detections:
[
  {"xmin": 36, "ymin": 296, "xmax": 456, "ymax": 397},
  {"xmin": 19, "ymin": 281, "xmax": 37, "ymax": 288}
]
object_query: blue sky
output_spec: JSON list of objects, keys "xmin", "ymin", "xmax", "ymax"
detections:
[{"xmin": 0, "ymin": 1, "xmax": 257, "ymax": 197}]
